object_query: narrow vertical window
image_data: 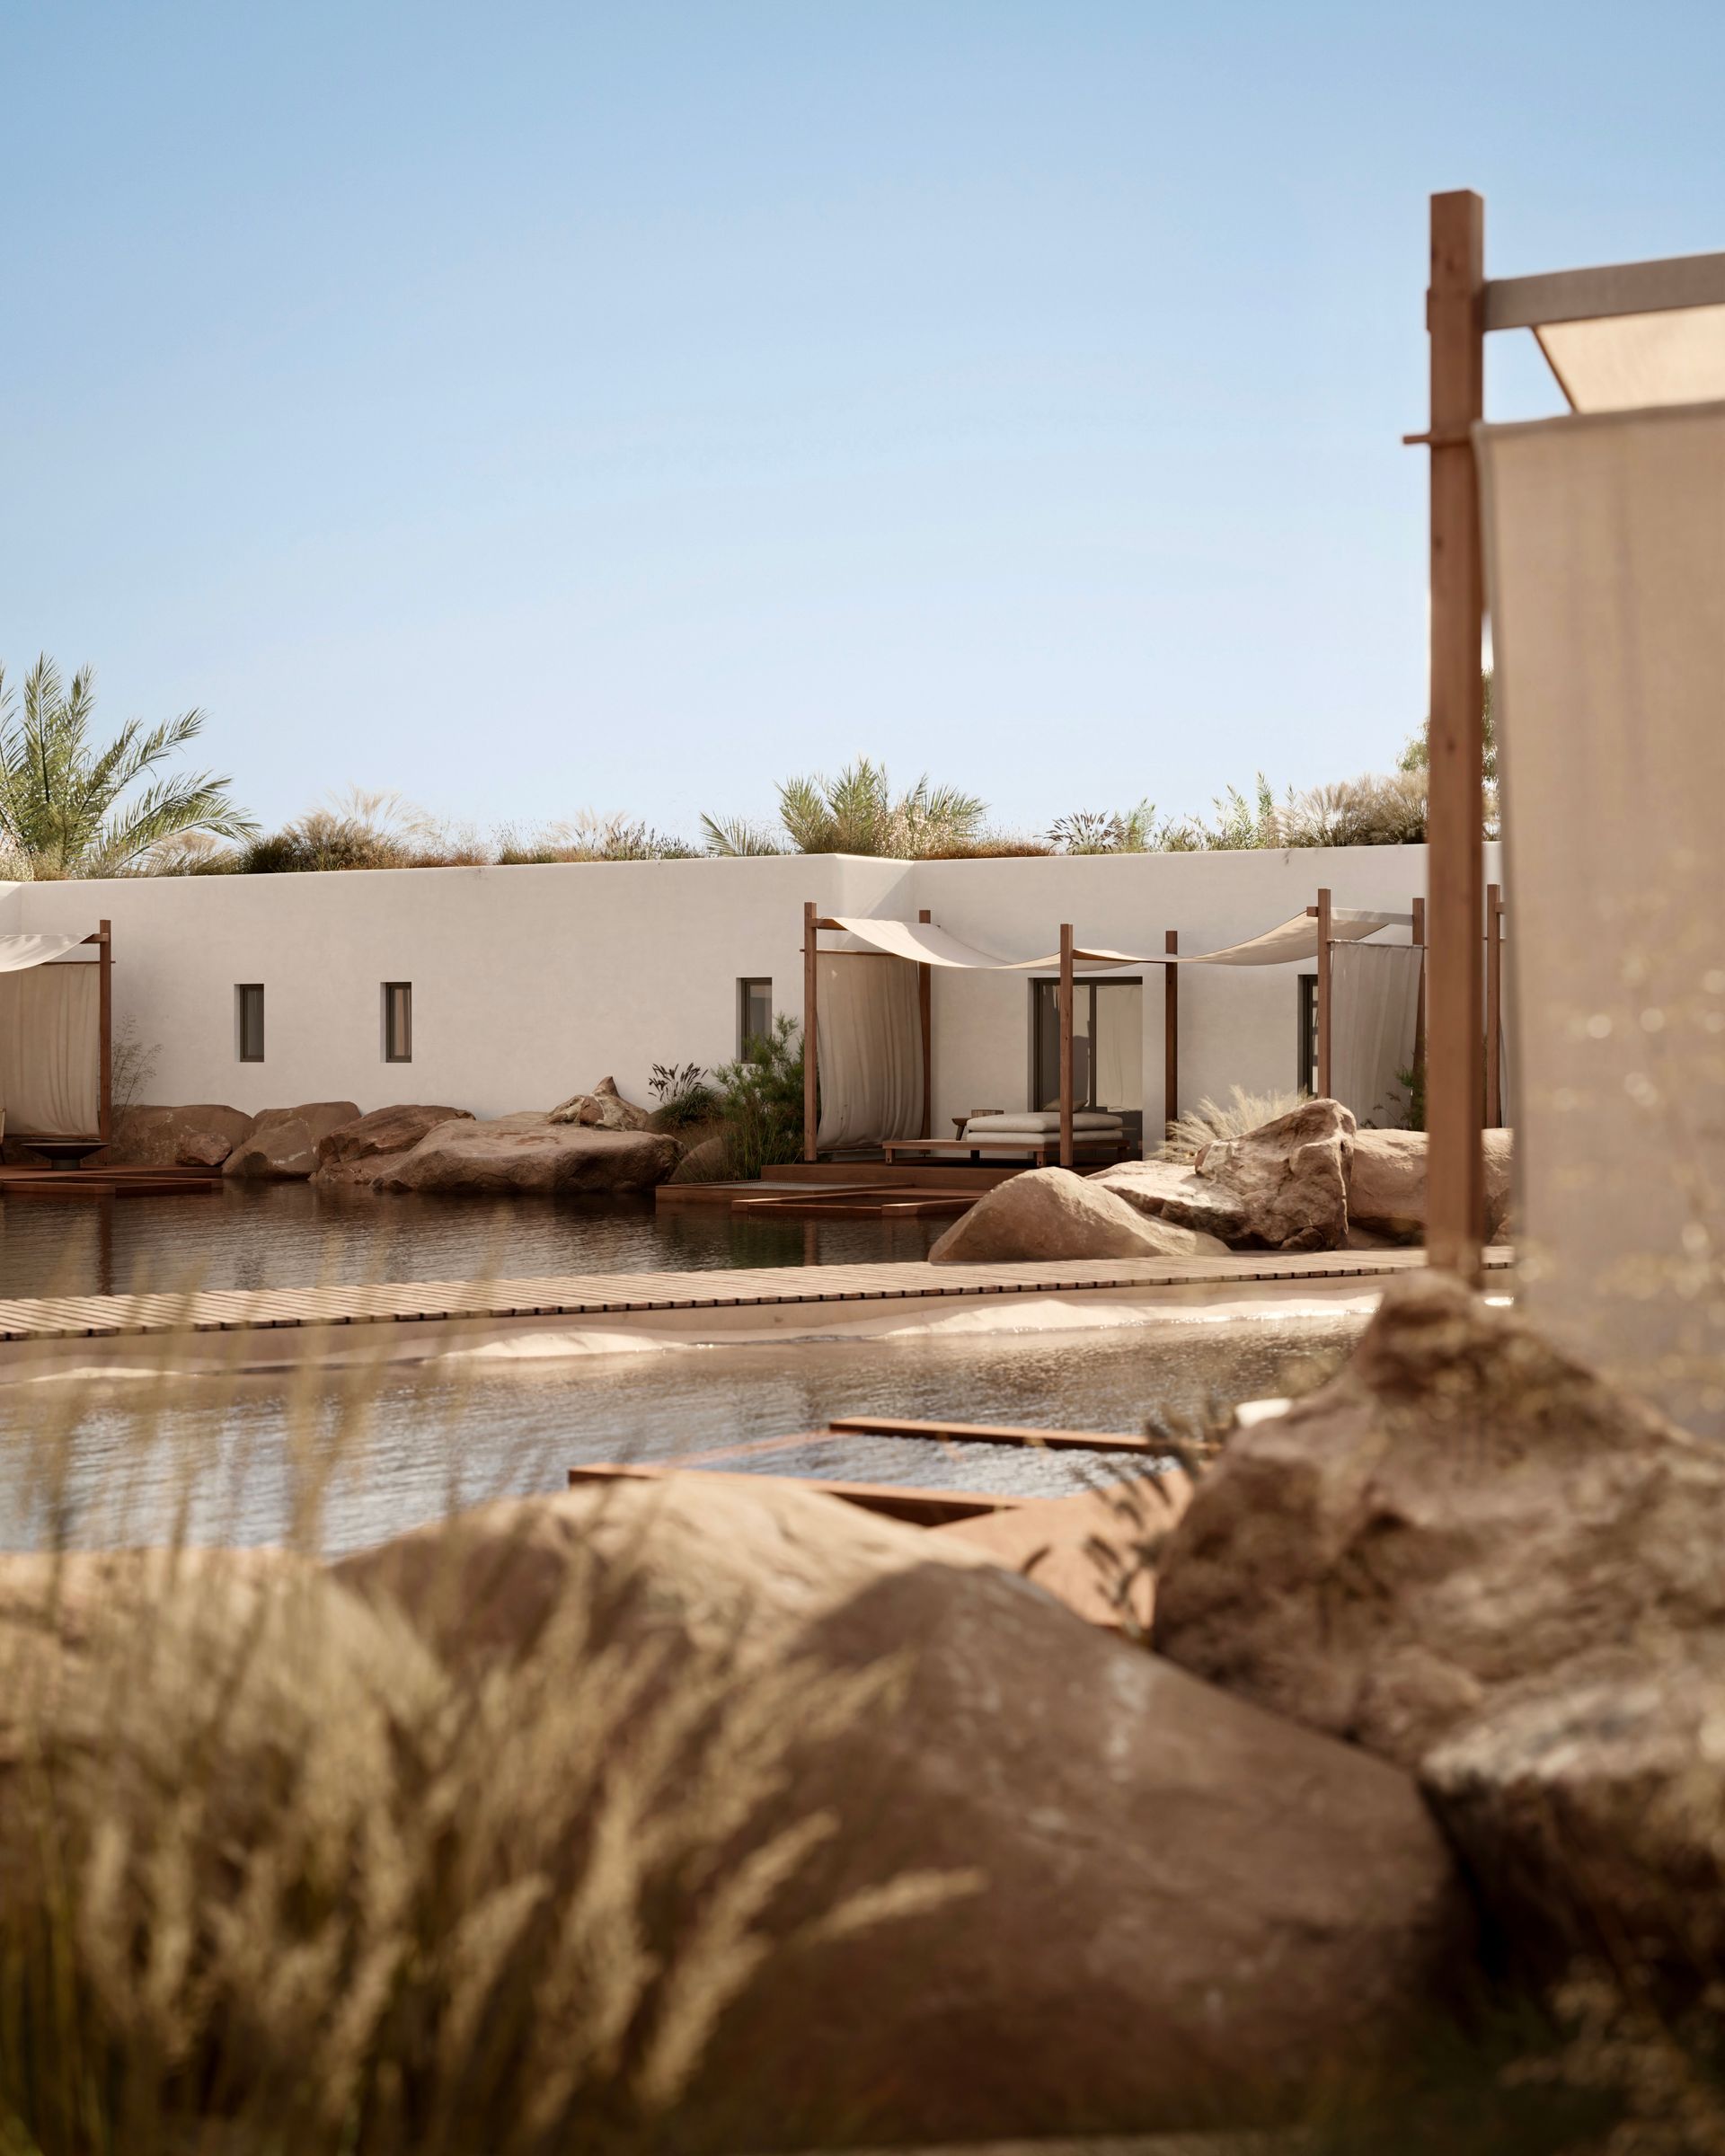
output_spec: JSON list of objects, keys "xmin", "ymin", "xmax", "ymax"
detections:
[
  {"xmin": 236, "ymin": 985, "xmax": 265, "ymax": 1063},
  {"xmin": 384, "ymin": 982, "xmax": 412, "ymax": 1063},
  {"xmin": 738, "ymin": 977, "xmax": 772, "ymax": 1060},
  {"xmin": 1297, "ymin": 975, "xmax": 1318, "ymax": 1094}
]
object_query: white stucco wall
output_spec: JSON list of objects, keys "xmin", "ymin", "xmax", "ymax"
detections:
[{"xmin": 3, "ymin": 844, "xmax": 1500, "ymax": 1127}]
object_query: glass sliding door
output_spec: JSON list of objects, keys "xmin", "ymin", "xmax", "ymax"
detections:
[{"xmin": 1031, "ymin": 977, "xmax": 1143, "ymax": 1127}]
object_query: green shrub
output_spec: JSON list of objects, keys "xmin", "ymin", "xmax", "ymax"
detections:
[{"xmin": 710, "ymin": 1016, "xmax": 805, "ymax": 1179}]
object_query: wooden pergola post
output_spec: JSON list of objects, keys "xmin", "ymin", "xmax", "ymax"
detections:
[
  {"xmin": 1424, "ymin": 188, "xmax": 1488, "ymax": 1277},
  {"xmin": 1314, "ymin": 886, "xmax": 1333, "ymax": 1100},
  {"xmin": 917, "ymin": 907, "xmax": 933, "ymax": 1139},
  {"xmin": 96, "ymin": 919, "xmax": 112, "ymax": 1146},
  {"xmin": 802, "ymin": 898, "xmax": 818, "ymax": 1162},
  {"xmin": 1163, "ymin": 928, "xmax": 1178, "ymax": 1146},
  {"xmin": 1058, "ymin": 923, "xmax": 1075, "ymax": 1170},
  {"xmin": 1485, "ymin": 881, "xmax": 1503, "ymax": 1128}
]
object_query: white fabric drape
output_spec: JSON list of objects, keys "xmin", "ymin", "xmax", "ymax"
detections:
[
  {"xmin": 0, "ymin": 934, "xmax": 84, "ymax": 973},
  {"xmin": 1329, "ymin": 942, "xmax": 1422, "ymax": 1129},
  {"xmin": 1478, "ymin": 399, "xmax": 1725, "ymax": 1436},
  {"xmin": 813, "ymin": 954, "xmax": 922, "ymax": 1151},
  {"xmin": 0, "ymin": 965, "xmax": 102, "ymax": 1135}
]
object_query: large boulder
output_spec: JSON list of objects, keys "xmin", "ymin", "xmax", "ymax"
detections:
[
  {"xmin": 311, "ymin": 1102, "xmax": 473, "ymax": 1187},
  {"xmin": 1154, "ymin": 1271, "xmax": 1725, "ymax": 1984},
  {"xmin": 1097, "ymin": 1100, "xmax": 1355, "ymax": 1251},
  {"xmin": 547, "ymin": 1074, "xmax": 652, "ymax": 1130},
  {"xmin": 107, "ymin": 1102, "xmax": 257, "ymax": 1169},
  {"xmin": 223, "ymin": 1101, "xmax": 362, "ymax": 1180},
  {"xmin": 337, "ymin": 1476, "xmax": 1474, "ymax": 2148},
  {"xmin": 928, "ymin": 1167, "xmax": 1230, "ymax": 1264},
  {"xmin": 1348, "ymin": 1127, "xmax": 1516, "ymax": 1241},
  {"xmin": 378, "ymin": 1110, "xmax": 677, "ymax": 1195}
]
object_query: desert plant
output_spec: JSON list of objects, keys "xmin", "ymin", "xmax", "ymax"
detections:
[
  {"xmin": 695, "ymin": 816, "xmax": 786, "ymax": 857},
  {"xmin": 1279, "ymin": 771, "xmax": 1429, "ymax": 848},
  {"xmin": 496, "ymin": 814, "xmax": 698, "ymax": 864},
  {"xmin": 0, "ymin": 657, "xmax": 257, "ymax": 878},
  {"xmin": 1159, "ymin": 1084, "xmax": 1307, "ymax": 1163},
  {"xmin": 1048, "ymin": 801, "xmax": 1165, "ymax": 854},
  {"xmin": 710, "ymin": 1015, "xmax": 805, "ymax": 1178},
  {"xmin": 647, "ymin": 1061, "xmax": 719, "ymax": 1130},
  {"xmin": 108, "ymin": 1017, "xmax": 161, "ymax": 1118},
  {"xmin": 704, "ymin": 760, "xmax": 986, "ymax": 861}
]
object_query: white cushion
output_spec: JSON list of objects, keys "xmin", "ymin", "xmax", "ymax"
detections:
[{"xmin": 963, "ymin": 1111, "xmax": 1125, "ymax": 1136}]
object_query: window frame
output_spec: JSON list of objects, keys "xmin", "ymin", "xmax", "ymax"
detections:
[
  {"xmin": 383, "ymin": 981, "xmax": 413, "ymax": 1065},
  {"xmin": 1029, "ymin": 975, "xmax": 1143, "ymax": 1112},
  {"xmin": 1297, "ymin": 973, "xmax": 1318, "ymax": 1095},
  {"xmin": 737, "ymin": 976, "xmax": 773, "ymax": 1061},
  {"xmin": 235, "ymin": 984, "xmax": 265, "ymax": 1065}
]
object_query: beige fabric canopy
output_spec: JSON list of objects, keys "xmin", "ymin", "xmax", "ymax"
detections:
[
  {"xmin": 1477, "ymin": 397, "xmax": 1725, "ymax": 1436},
  {"xmin": 827, "ymin": 908, "xmax": 1408, "ymax": 972},
  {"xmin": 1487, "ymin": 250, "xmax": 1725, "ymax": 415},
  {"xmin": 0, "ymin": 934, "xmax": 84, "ymax": 973}
]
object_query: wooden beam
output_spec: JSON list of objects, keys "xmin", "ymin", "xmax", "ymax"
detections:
[
  {"xmin": 1058, "ymin": 923, "xmax": 1075, "ymax": 1170},
  {"xmin": 1315, "ymin": 887, "xmax": 1333, "ymax": 1100},
  {"xmin": 802, "ymin": 898, "xmax": 818, "ymax": 1162},
  {"xmin": 1163, "ymin": 928, "xmax": 1179, "ymax": 1148},
  {"xmin": 917, "ymin": 906, "xmax": 933, "ymax": 1140},
  {"xmin": 1425, "ymin": 189, "xmax": 1488, "ymax": 1279},
  {"xmin": 1484, "ymin": 249, "xmax": 1725, "ymax": 331},
  {"xmin": 1485, "ymin": 881, "xmax": 1503, "ymax": 1128},
  {"xmin": 98, "ymin": 916, "xmax": 112, "ymax": 1147}
]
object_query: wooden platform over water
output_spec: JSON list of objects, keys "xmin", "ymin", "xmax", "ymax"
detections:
[{"xmin": 0, "ymin": 1247, "xmax": 1511, "ymax": 1347}]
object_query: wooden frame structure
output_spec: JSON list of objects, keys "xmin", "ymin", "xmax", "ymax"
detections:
[
  {"xmin": 1412, "ymin": 192, "xmax": 1725, "ymax": 1274},
  {"xmin": 4, "ymin": 919, "xmax": 112, "ymax": 1154}
]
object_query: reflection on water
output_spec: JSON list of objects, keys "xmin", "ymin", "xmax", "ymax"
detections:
[
  {"xmin": 2, "ymin": 1317, "xmax": 1360, "ymax": 1557},
  {"xmin": 0, "ymin": 1184, "xmax": 946, "ymax": 1300}
]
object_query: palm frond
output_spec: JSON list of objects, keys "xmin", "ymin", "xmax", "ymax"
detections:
[{"xmin": 699, "ymin": 814, "xmax": 784, "ymax": 857}]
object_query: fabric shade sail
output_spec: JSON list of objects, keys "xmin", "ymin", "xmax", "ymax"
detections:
[
  {"xmin": 813, "ymin": 953, "xmax": 922, "ymax": 1152},
  {"xmin": 1477, "ymin": 398, "xmax": 1725, "ymax": 1436},
  {"xmin": 826, "ymin": 908, "xmax": 1408, "ymax": 973},
  {"xmin": 1534, "ymin": 305, "xmax": 1725, "ymax": 414},
  {"xmin": 0, "ymin": 934, "xmax": 84, "ymax": 973},
  {"xmin": 1330, "ymin": 943, "xmax": 1422, "ymax": 1130},
  {"xmin": 0, "ymin": 963, "xmax": 102, "ymax": 1136}
]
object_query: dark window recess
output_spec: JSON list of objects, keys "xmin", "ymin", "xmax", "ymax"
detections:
[
  {"xmin": 1297, "ymin": 974, "xmax": 1318, "ymax": 1094},
  {"xmin": 236, "ymin": 984, "xmax": 265, "ymax": 1064},
  {"xmin": 384, "ymin": 982, "xmax": 412, "ymax": 1063},
  {"xmin": 738, "ymin": 977, "xmax": 773, "ymax": 1060}
]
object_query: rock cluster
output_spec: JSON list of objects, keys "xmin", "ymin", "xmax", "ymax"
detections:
[
  {"xmin": 377, "ymin": 1110, "xmax": 678, "ymax": 1195},
  {"xmin": 1154, "ymin": 1270, "xmax": 1725, "ymax": 1985},
  {"xmin": 547, "ymin": 1074, "xmax": 653, "ymax": 1130},
  {"xmin": 224, "ymin": 1101, "xmax": 363, "ymax": 1179}
]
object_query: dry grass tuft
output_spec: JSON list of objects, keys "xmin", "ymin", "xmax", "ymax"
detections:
[{"xmin": 1160, "ymin": 1085, "xmax": 1308, "ymax": 1163}]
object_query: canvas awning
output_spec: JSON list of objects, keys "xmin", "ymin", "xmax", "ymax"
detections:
[
  {"xmin": 0, "ymin": 934, "xmax": 85, "ymax": 972},
  {"xmin": 825, "ymin": 907, "xmax": 1409, "ymax": 973},
  {"xmin": 1488, "ymin": 252, "xmax": 1725, "ymax": 413}
]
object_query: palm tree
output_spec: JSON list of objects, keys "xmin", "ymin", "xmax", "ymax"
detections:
[
  {"xmin": 703, "ymin": 758, "xmax": 986, "ymax": 859},
  {"xmin": 0, "ymin": 657, "xmax": 256, "ymax": 877}
]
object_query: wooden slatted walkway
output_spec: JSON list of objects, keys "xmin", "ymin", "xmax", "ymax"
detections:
[{"xmin": 0, "ymin": 1247, "xmax": 1510, "ymax": 1346}]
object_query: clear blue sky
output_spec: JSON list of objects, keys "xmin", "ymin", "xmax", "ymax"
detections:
[{"xmin": 4, "ymin": 2, "xmax": 1721, "ymax": 844}]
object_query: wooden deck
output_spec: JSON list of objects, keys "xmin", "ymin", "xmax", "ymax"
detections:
[{"xmin": 0, "ymin": 1247, "xmax": 1511, "ymax": 1346}]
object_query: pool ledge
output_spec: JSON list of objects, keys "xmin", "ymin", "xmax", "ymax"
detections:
[{"xmin": 0, "ymin": 1248, "xmax": 1512, "ymax": 1383}]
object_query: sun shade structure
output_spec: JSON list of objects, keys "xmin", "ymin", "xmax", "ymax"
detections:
[
  {"xmin": 803, "ymin": 898, "xmax": 1425, "ymax": 1166},
  {"xmin": 0, "ymin": 923, "xmax": 112, "ymax": 1150},
  {"xmin": 1416, "ymin": 196, "xmax": 1725, "ymax": 1283}
]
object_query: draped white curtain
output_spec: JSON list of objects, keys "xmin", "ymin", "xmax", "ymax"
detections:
[
  {"xmin": 814, "ymin": 953, "xmax": 923, "ymax": 1151},
  {"xmin": 1478, "ymin": 400, "xmax": 1725, "ymax": 1436},
  {"xmin": 0, "ymin": 965, "xmax": 102, "ymax": 1135},
  {"xmin": 1330, "ymin": 942, "xmax": 1421, "ymax": 1129}
]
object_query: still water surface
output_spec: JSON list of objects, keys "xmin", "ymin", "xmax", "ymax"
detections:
[{"xmin": 0, "ymin": 1184, "xmax": 942, "ymax": 1300}]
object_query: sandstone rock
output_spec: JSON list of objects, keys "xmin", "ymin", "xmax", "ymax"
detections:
[
  {"xmin": 338, "ymin": 1476, "xmax": 1473, "ymax": 2146},
  {"xmin": 311, "ymin": 1102, "xmax": 473, "ymax": 1187},
  {"xmin": 1091, "ymin": 1158, "xmax": 1252, "ymax": 1243},
  {"xmin": 378, "ymin": 1111, "xmax": 677, "ymax": 1195},
  {"xmin": 1346, "ymin": 1127, "xmax": 1515, "ymax": 1243},
  {"xmin": 928, "ymin": 1168, "xmax": 1231, "ymax": 1264},
  {"xmin": 1154, "ymin": 1271, "xmax": 1725, "ymax": 1986},
  {"xmin": 667, "ymin": 1131, "xmax": 729, "ymax": 1183},
  {"xmin": 223, "ymin": 1101, "xmax": 362, "ymax": 1180},
  {"xmin": 1192, "ymin": 1097, "xmax": 1354, "ymax": 1250},
  {"xmin": 108, "ymin": 1102, "xmax": 256, "ymax": 1170},
  {"xmin": 547, "ymin": 1074, "xmax": 652, "ymax": 1131},
  {"xmin": 932, "ymin": 1472, "xmax": 1192, "ymax": 1631},
  {"xmin": 1347, "ymin": 1128, "xmax": 1428, "ymax": 1239}
]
